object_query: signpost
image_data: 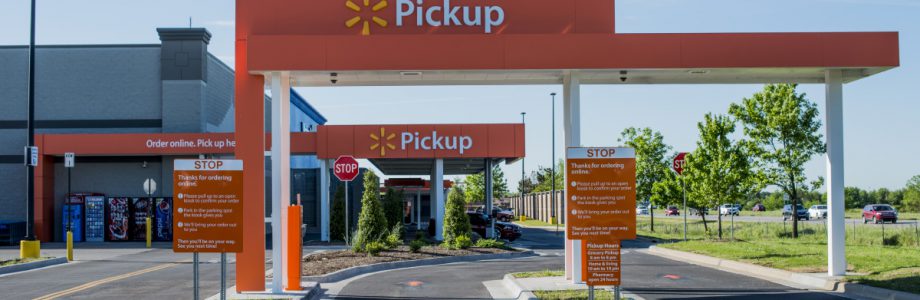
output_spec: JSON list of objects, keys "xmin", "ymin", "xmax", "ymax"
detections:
[
  {"xmin": 566, "ymin": 147, "xmax": 636, "ymax": 300},
  {"xmin": 173, "ymin": 159, "xmax": 244, "ymax": 300},
  {"xmin": 333, "ymin": 156, "xmax": 360, "ymax": 244},
  {"xmin": 65, "ymin": 153, "xmax": 74, "ymax": 261},
  {"xmin": 672, "ymin": 153, "xmax": 689, "ymax": 241}
]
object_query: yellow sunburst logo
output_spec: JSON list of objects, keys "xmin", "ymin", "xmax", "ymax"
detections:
[
  {"xmin": 370, "ymin": 127, "xmax": 397, "ymax": 156},
  {"xmin": 346, "ymin": 0, "xmax": 389, "ymax": 36}
]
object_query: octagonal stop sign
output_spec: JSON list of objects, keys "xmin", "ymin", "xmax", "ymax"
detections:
[{"xmin": 334, "ymin": 156, "xmax": 360, "ymax": 182}]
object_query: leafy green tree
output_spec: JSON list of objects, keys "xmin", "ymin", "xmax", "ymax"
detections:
[
  {"xmin": 330, "ymin": 185, "xmax": 346, "ymax": 241},
  {"xmin": 683, "ymin": 114, "xmax": 757, "ymax": 239},
  {"xmin": 464, "ymin": 166, "xmax": 511, "ymax": 204},
  {"xmin": 619, "ymin": 127, "xmax": 672, "ymax": 232},
  {"xmin": 532, "ymin": 160, "xmax": 564, "ymax": 193},
  {"xmin": 443, "ymin": 186, "xmax": 471, "ymax": 242},
  {"xmin": 904, "ymin": 175, "xmax": 920, "ymax": 212},
  {"xmin": 356, "ymin": 171, "xmax": 386, "ymax": 249},
  {"xmin": 650, "ymin": 166, "xmax": 683, "ymax": 210},
  {"xmin": 729, "ymin": 84, "xmax": 825, "ymax": 238},
  {"xmin": 383, "ymin": 188, "xmax": 405, "ymax": 228}
]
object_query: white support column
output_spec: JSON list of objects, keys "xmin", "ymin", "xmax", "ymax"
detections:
[
  {"xmin": 825, "ymin": 70, "xmax": 847, "ymax": 277},
  {"xmin": 320, "ymin": 159, "xmax": 331, "ymax": 242},
  {"xmin": 485, "ymin": 159, "xmax": 494, "ymax": 238},
  {"xmin": 563, "ymin": 71, "xmax": 582, "ymax": 282},
  {"xmin": 433, "ymin": 159, "xmax": 445, "ymax": 241},
  {"xmin": 270, "ymin": 71, "xmax": 291, "ymax": 293}
]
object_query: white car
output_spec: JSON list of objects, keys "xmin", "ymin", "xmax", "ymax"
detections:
[
  {"xmin": 636, "ymin": 206, "xmax": 650, "ymax": 215},
  {"xmin": 808, "ymin": 205, "xmax": 828, "ymax": 219},
  {"xmin": 719, "ymin": 204, "xmax": 740, "ymax": 216}
]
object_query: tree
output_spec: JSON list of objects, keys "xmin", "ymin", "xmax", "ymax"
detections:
[
  {"xmin": 619, "ymin": 127, "xmax": 672, "ymax": 232},
  {"xmin": 443, "ymin": 186, "xmax": 471, "ymax": 242},
  {"xmin": 729, "ymin": 84, "xmax": 825, "ymax": 238},
  {"xmin": 356, "ymin": 171, "xmax": 387, "ymax": 248},
  {"xmin": 464, "ymin": 166, "xmax": 511, "ymax": 204},
  {"xmin": 904, "ymin": 175, "xmax": 920, "ymax": 212},
  {"xmin": 532, "ymin": 160, "xmax": 564, "ymax": 193},
  {"xmin": 650, "ymin": 166, "xmax": 683, "ymax": 210},
  {"xmin": 330, "ymin": 185, "xmax": 347, "ymax": 241},
  {"xmin": 383, "ymin": 188, "xmax": 405, "ymax": 228},
  {"xmin": 683, "ymin": 114, "xmax": 757, "ymax": 239}
]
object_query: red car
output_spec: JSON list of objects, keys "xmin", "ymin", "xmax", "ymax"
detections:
[
  {"xmin": 665, "ymin": 206, "xmax": 680, "ymax": 216},
  {"xmin": 863, "ymin": 204, "xmax": 898, "ymax": 224}
]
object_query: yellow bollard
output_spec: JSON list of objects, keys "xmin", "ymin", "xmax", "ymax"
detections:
[
  {"xmin": 550, "ymin": 217, "xmax": 557, "ymax": 225},
  {"xmin": 521, "ymin": 215, "xmax": 527, "ymax": 222},
  {"xmin": 20, "ymin": 240, "xmax": 40, "ymax": 259},
  {"xmin": 146, "ymin": 217, "xmax": 152, "ymax": 248},
  {"xmin": 66, "ymin": 231, "xmax": 74, "ymax": 261}
]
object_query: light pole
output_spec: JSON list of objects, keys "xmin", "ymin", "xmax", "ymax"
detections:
[
  {"xmin": 520, "ymin": 112, "xmax": 526, "ymax": 220},
  {"xmin": 550, "ymin": 92, "xmax": 558, "ymax": 234},
  {"xmin": 24, "ymin": 0, "xmax": 38, "ymax": 244}
]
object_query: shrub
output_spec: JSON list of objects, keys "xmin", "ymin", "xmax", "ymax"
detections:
[
  {"xmin": 883, "ymin": 234, "xmax": 900, "ymax": 246},
  {"xmin": 414, "ymin": 230, "xmax": 426, "ymax": 241},
  {"xmin": 453, "ymin": 235, "xmax": 473, "ymax": 249},
  {"xmin": 383, "ymin": 188, "xmax": 405, "ymax": 228},
  {"xmin": 385, "ymin": 224, "xmax": 403, "ymax": 248},
  {"xmin": 357, "ymin": 171, "xmax": 387, "ymax": 247},
  {"xmin": 409, "ymin": 239, "xmax": 426, "ymax": 253},
  {"xmin": 365, "ymin": 241, "xmax": 386, "ymax": 257},
  {"xmin": 351, "ymin": 229, "xmax": 366, "ymax": 252},
  {"xmin": 443, "ymin": 187, "xmax": 471, "ymax": 243},
  {"xmin": 330, "ymin": 185, "xmax": 347, "ymax": 241},
  {"xmin": 474, "ymin": 238, "xmax": 507, "ymax": 249}
]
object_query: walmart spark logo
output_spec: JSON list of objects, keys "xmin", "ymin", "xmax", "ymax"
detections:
[
  {"xmin": 346, "ymin": 0, "xmax": 389, "ymax": 36},
  {"xmin": 370, "ymin": 127, "xmax": 397, "ymax": 156}
]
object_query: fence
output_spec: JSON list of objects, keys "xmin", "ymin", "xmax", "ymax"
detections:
[{"xmin": 502, "ymin": 191, "xmax": 565, "ymax": 225}]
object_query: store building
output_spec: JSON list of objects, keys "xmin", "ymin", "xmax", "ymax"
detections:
[{"xmin": 0, "ymin": 28, "xmax": 328, "ymax": 243}]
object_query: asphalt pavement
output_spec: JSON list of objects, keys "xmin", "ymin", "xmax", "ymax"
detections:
[{"xmin": 326, "ymin": 227, "xmax": 852, "ymax": 300}]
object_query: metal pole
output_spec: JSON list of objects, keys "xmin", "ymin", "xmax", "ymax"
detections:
[
  {"xmin": 193, "ymin": 252, "xmax": 199, "ymax": 300},
  {"xmin": 345, "ymin": 181, "xmax": 350, "ymax": 244},
  {"xmin": 682, "ymin": 179, "xmax": 687, "ymax": 241},
  {"xmin": 220, "ymin": 252, "xmax": 227, "ymax": 300},
  {"xmin": 521, "ymin": 112, "xmax": 526, "ymax": 219},
  {"xmin": 25, "ymin": 0, "xmax": 37, "ymax": 242},
  {"xmin": 588, "ymin": 286, "xmax": 595, "ymax": 300},
  {"xmin": 551, "ymin": 93, "xmax": 557, "ymax": 234},
  {"xmin": 731, "ymin": 209, "xmax": 735, "ymax": 241},
  {"xmin": 68, "ymin": 168, "xmax": 72, "ymax": 231},
  {"xmin": 615, "ymin": 286, "xmax": 622, "ymax": 300}
]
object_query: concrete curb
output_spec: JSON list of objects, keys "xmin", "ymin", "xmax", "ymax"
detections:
[
  {"xmin": 0, "ymin": 257, "xmax": 68, "ymax": 276},
  {"xmin": 647, "ymin": 246, "xmax": 920, "ymax": 300},
  {"xmin": 208, "ymin": 282, "xmax": 319, "ymax": 300},
  {"xmin": 501, "ymin": 274, "xmax": 537, "ymax": 300},
  {"xmin": 304, "ymin": 250, "xmax": 536, "ymax": 283}
]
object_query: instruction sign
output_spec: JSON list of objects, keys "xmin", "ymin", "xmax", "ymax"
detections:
[
  {"xmin": 173, "ymin": 160, "xmax": 244, "ymax": 253},
  {"xmin": 566, "ymin": 147, "xmax": 637, "ymax": 240},
  {"xmin": 582, "ymin": 241, "xmax": 621, "ymax": 286}
]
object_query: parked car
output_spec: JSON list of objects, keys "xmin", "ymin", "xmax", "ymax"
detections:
[
  {"xmin": 493, "ymin": 208, "xmax": 515, "ymax": 222},
  {"xmin": 862, "ymin": 204, "xmax": 898, "ymax": 224},
  {"xmin": 468, "ymin": 212, "xmax": 521, "ymax": 241},
  {"xmin": 665, "ymin": 206, "xmax": 680, "ymax": 216},
  {"xmin": 782, "ymin": 204, "xmax": 809, "ymax": 221},
  {"xmin": 719, "ymin": 204, "xmax": 741, "ymax": 216},
  {"xmin": 808, "ymin": 205, "xmax": 828, "ymax": 219},
  {"xmin": 636, "ymin": 206, "xmax": 650, "ymax": 215},
  {"xmin": 752, "ymin": 204, "xmax": 766, "ymax": 212}
]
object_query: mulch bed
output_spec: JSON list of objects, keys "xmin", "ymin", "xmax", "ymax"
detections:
[{"xmin": 302, "ymin": 245, "xmax": 514, "ymax": 276}]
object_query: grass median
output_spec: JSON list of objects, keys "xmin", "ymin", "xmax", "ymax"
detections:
[{"xmin": 638, "ymin": 216, "xmax": 920, "ymax": 294}]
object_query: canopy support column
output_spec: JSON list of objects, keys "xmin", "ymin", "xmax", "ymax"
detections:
[
  {"xmin": 563, "ymin": 71, "xmax": 582, "ymax": 282},
  {"xmin": 826, "ymin": 70, "xmax": 847, "ymax": 277},
  {"xmin": 433, "ymin": 159, "xmax": 445, "ymax": 241},
  {"xmin": 269, "ymin": 71, "xmax": 291, "ymax": 293},
  {"xmin": 485, "ymin": 159, "xmax": 494, "ymax": 238},
  {"xmin": 320, "ymin": 159, "xmax": 330, "ymax": 242}
]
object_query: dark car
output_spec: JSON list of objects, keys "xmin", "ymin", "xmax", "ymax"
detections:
[
  {"xmin": 782, "ymin": 204, "xmax": 809, "ymax": 221},
  {"xmin": 863, "ymin": 204, "xmax": 898, "ymax": 224},
  {"xmin": 468, "ymin": 212, "xmax": 520, "ymax": 241},
  {"xmin": 752, "ymin": 204, "xmax": 766, "ymax": 212},
  {"xmin": 665, "ymin": 206, "xmax": 680, "ymax": 216},
  {"xmin": 492, "ymin": 207, "xmax": 515, "ymax": 222}
]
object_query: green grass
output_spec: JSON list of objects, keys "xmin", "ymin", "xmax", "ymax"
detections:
[
  {"xmin": 739, "ymin": 210, "xmax": 783, "ymax": 217},
  {"xmin": 515, "ymin": 219, "xmax": 562, "ymax": 227},
  {"xmin": 534, "ymin": 289, "xmax": 622, "ymax": 300},
  {"xmin": 637, "ymin": 218, "xmax": 920, "ymax": 294},
  {"xmin": 513, "ymin": 269, "xmax": 565, "ymax": 278},
  {"xmin": 0, "ymin": 257, "xmax": 48, "ymax": 267}
]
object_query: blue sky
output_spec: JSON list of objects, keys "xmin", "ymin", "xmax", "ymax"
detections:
[{"xmin": 1, "ymin": 0, "xmax": 917, "ymax": 191}]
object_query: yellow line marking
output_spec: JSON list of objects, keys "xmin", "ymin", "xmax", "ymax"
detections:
[{"xmin": 34, "ymin": 261, "xmax": 187, "ymax": 300}]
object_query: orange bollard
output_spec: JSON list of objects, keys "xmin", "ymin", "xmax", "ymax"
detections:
[{"xmin": 285, "ymin": 205, "xmax": 303, "ymax": 291}]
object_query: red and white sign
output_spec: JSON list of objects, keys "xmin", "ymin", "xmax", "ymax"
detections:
[
  {"xmin": 566, "ymin": 147, "xmax": 637, "ymax": 241},
  {"xmin": 672, "ymin": 152, "xmax": 688, "ymax": 175},
  {"xmin": 582, "ymin": 241, "xmax": 621, "ymax": 286},
  {"xmin": 173, "ymin": 159, "xmax": 244, "ymax": 253},
  {"xmin": 334, "ymin": 156, "xmax": 360, "ymax": 182}
]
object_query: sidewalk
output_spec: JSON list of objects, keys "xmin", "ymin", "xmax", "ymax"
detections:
[{"xmin": 0, "ymin": 242, "xmax": 165, "ymax": 261}]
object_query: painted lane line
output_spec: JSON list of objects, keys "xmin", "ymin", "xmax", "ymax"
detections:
[{"xmin": 33, "ymin": 260, "xmax": 188, "ymax": 300}]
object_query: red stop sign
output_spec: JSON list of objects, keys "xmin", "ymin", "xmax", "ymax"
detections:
[
  {"xmin": 672, "ymin": 152, "xmax": 688, "ymax": 175},
  {"xmin": 334, "ymin": 156, "xmax": 360, "ymax": 182}
]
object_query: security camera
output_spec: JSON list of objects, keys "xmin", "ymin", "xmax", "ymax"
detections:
[
  {"xmin": 619, "ymin": 70, "xmax": 628, "ymax": 83},
  {"xmin": 330, "ymin": 72, "xmax": 338, "ymax": 85}
]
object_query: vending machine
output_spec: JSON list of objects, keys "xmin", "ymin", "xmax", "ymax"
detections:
[
  {"xmin": 62, "ymin": 195, "xmax": 84, "ymax": 242},
  {"xmin": 106, "ymin": 197, "xmax": 130, "ymax": 241},
  {"xmin": 154, "ymin": 198, "xmax": 173, "ymax": 241},
  {"xmin": 84, "ymin": 195, "xmax": 106, "ymax": 242},
  {"xmin": 130, "ymin": 198, "xmax": 152, "ymax": 241}
]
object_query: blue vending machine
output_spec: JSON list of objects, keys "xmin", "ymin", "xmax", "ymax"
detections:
[
  {"xmin": 84, "ymin": 195, "xmax": 106, "ymax": 242},
  {"xmin": 62, "ymin": 195, "xmax": 84, "ymax": 242}
]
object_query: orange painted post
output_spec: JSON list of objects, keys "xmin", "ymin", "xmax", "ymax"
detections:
[{"xmin": 286, "ymin": 205, "xmax": 303, "ymax": 291}]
